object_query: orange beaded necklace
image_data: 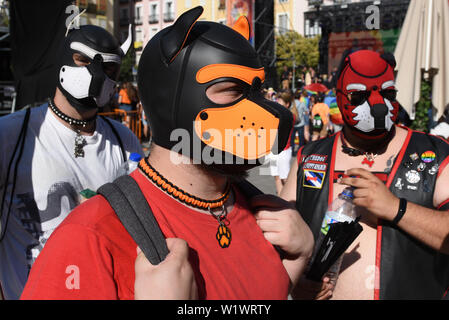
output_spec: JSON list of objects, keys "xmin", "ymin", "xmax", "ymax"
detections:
[
  {"xmin": 138, "ymin": 158, "xmax": 233, "ymax": 248},
  {"xmin": 138, "ymin": 158, "xmax": 231, "ymax": 210}
]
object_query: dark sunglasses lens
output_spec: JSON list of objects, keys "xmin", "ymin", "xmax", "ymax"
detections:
[
  {"xmin": 380, "ymin": 89, "xmax": 397, "ymax": 101},
  {"xmin": 349, "ymin": 91, "xmax": 370, "ymax": 105}
]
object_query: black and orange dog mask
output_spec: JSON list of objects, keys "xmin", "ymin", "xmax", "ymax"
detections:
[{"xmin": 138, "ymin": 7, "xmax": 293, "ymax": 165}]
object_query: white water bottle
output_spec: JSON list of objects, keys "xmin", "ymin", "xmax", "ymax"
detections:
[{"xmin": 116, "ymin": 152, "xmax": 142, "ymax": 177}]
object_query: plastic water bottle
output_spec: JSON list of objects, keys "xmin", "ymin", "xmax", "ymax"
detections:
[
  {"xmin": 318, "ymin": 187, "xmax": 357, "ymax": 286},
  {"xmin": 116, "ymin": 152, "xmax": 142, "ymax": 177}
]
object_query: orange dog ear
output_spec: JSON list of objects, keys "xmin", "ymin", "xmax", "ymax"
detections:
[{"xmin": 232, "ymin": 16, "xmax": 250, "ymax": 41}]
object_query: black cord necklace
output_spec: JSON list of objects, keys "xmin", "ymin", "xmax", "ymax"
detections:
[
  {"xmin": 340, "ymin": 133, "xmax": 378, "ymax": 167},
  {"xmin": 48, "ymin": 98, "xmax": 96, "ymax": 158},
  {"xmin": 340, "ymin": 127, "xmax": 396, "ymax": 168},
  {"xmin": 48, "ymin": 98, "xmax": 96, "ymax": 127}
]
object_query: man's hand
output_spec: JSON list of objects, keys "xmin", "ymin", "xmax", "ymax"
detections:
[
  {"xmin": 292, "ymin": 276, "xmax": 334, "ymax": 300},
  {"xmin": 250, "ymin": 194, "xmax": 314, "ymax": 258},
  {"xmin": 249, "ymin": 194, "xmax": 314, "ymax": 287},
  {"xmin": 134, "ymin": 238, "xmax": 198, "ymax": 300},
  {"xmin": 338, "ymin": 168, "xmax": 399, "ymax": 221}
]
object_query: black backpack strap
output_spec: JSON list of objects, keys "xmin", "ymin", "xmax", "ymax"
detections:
[{"xmin": 97, "ymin": 175, "xmax": 168, "ymax": 265}]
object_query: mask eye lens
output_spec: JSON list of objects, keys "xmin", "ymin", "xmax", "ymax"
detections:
[
  {"xmin": 380, "ymin": 89, "xmax": 397, "ymax": 101},
  {"xmin": 206, "ymin": 81, "xmax": 247, "ymax": 105},
  {"xmin": 348, "ymin": 91, "xmax": 370, "ymax": 105},
  {"xmin": 103, "ymin": 62, "xmax": 120, "ymax": 80},
  {"xmin": 73, "ymin": 53, "xmax": 91, "ymax": 66}
]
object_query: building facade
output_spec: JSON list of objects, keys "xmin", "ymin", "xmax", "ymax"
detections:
[
  {"xmin": 117, "ymin": 0, "xmax": 177, "ymax": 64},
  {"xmin": 75, "ymin": 0, "xmax": 114, "ymax": 33},
  {"xmin": 274, "ymin": 0, "xmax": 320, "ymax": 36},
  {"xmin": 176, "ymin": 0, "xmax": 226, "ymax": 23}
]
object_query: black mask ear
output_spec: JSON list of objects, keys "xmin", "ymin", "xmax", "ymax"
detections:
[
  {"xmin": 336, "ymin": 50, "xmax": 350, "ymax": 81},
  {"xmin": 380, "ymin": 52, "xmax": 397, "ymax": 69},
  {"xmin": 160, "ymin": 6, "xmax": 203, "ymax": 65}
]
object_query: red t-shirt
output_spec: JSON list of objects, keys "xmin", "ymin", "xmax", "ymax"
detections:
[{"xmin": 21, "ymin": 170, "xmax": 289, "ymax": 300}]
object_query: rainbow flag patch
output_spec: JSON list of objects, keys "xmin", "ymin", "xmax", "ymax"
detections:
[{"xmin": 421, "ymin": 151, "xmax": 436, "ymax": 163}]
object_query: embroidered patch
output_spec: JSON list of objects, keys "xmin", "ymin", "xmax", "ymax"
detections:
[
  {"xmin": 405, "ymin": 170, "xmax": 421, "ymax": 184},
  {"xmin": 394, "ymin": 178, "xmax": 404, "ymax": 190},
  {"xmin": 303, "ymin": 161, "xmax": 327, "ymax": 171},
  {"xmin": 410, "ymin": 153, "xmax": 419, "ymax": 161},
  {"xmin": 303, "ymin": 169, "xmax": 326, "ymax": 189},
  {"xmin": 304, "ymin": 154, "xmax": 328, "ymax": 163},
  {"xmin": 417, "ymin": 162, "xmax": 426, "ymax": 172},
  {"xmin": 428, "ymin": 164, "xmax": 439, "ymax": 175}
]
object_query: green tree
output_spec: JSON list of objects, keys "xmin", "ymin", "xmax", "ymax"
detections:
[
  {"xmin": 119, "ymin": 48, "xmax": 136, "ymax": 83},
  {"xmin": 410, "ymin": 79, "xmax": 431, "ymax": 132},
  {"xmin": 275, "ymin": 31, "xmax": 320, "ymax": 77}
]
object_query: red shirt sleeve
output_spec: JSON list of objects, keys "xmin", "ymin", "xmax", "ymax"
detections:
[{"xmin": 20, "ymin": 224, "xmax": 118, "ymax": 300}]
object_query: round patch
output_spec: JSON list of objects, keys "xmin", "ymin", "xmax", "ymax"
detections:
[
  {"xmin": 428, "ymin": 164, "xmax": 439, "ymax": 175},
  {"xmin": 417, "ymin": 162, "xmax": 426, "ymax": 172},
  {"xmin": 421, "ymin": 151, "xmax": 436, "ymax": 163},
  {"xmin": 405, "ymin": 170, "xmax": 421, "ymax": 184}
]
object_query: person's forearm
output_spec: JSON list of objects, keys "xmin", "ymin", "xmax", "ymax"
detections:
[
  {"xmin": 395, "ymin": 201, "xmax": 449, "ymax": 254},
  {"xmin": 283, "ymin": 254, "xmax": 311, "ymax": 291},
  {"xmin": 304, "ymin": 125, "xmax": 310, "ymax": 141}
]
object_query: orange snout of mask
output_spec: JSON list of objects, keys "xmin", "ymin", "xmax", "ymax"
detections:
[{"xmin": 194, "ymin": 64, "xmax": 281, "ymax": 160}]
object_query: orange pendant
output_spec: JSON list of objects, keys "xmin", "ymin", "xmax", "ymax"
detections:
[{"xmin": 216, "ymin": 224, "xmax": 231, "ymax": 248}]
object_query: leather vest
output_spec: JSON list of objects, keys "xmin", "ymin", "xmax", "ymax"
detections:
[{"xmin": 296, "ymin": 128, "xmax": 449, "ymax": 299}]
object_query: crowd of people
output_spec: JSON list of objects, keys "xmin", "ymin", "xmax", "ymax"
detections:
[
  {"xmin": 0, "ymin": 5, "xmax": 448, "ymax": 301},
  {"xmin": 264, "ymin": 68, "xmax": 343, "ymax": 196},
  {"xmin": 98, "ymin": 81, "xmax": 150, "ymax": 144}
]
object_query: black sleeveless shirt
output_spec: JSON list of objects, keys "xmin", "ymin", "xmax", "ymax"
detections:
[{"xmin": 296, "ymin": 127, "xmax": 449, "ymax": 299}]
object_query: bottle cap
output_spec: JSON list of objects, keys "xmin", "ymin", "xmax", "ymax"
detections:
[
  {"xmin": 341, "ymin": 187, "xmax": 354, "ymax": 199},
  {"xmin": 129, "ymin": 152, "xmax": 142, "ymax": 162}
]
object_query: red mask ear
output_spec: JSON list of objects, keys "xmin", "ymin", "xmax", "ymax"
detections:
[{"xmin": 232, "ymin": 16, "xmax": 250, "ymax": 40}]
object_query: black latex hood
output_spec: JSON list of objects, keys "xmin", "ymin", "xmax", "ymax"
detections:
[{"xmin": 138, "ymin": 7, "xmax": 293, "ymax": 165}]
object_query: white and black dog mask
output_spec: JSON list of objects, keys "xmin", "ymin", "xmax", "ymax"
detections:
[{"xmin": 57, "ymin": 25, "xmax": 131, "ymax": 110}]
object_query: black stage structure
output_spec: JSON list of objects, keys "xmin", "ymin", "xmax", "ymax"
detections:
[
  {"xmin": 254, "ymin": 0, "xmax": 277, "ymax": 90},
  {"xmin": 305, "ymin": 0, "xmax": 411, "ymax": 76}
]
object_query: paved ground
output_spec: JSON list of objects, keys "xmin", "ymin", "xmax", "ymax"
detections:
[{"xmin": 246, "ymin": 162, "xmax": 277, "ymax": 195}]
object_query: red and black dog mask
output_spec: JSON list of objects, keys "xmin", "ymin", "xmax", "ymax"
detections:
[{"xmin": 336, "ymin": 50, "xmax": 399, "ymax": 139}]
